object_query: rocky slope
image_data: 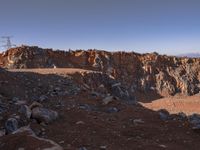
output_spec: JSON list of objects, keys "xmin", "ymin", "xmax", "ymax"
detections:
[
  {"xmin": 1, "ymin": 68, "xmax": 200, "ymax": 150},
  {"xmin": 1, "ymin": 45, "xmax": 200, "ymax": 98}
]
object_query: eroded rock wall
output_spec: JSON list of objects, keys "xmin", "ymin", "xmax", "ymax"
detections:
[{"xmin": 1, "ymin": 46, "xmax": 200, "ymax": 97}]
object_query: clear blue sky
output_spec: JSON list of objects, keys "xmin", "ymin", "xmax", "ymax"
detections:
[{"xmin": 0, "ymin": 0, "xmax": 200, "ymax": 54}]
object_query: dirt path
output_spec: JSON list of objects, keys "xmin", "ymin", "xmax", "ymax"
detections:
[{"xmin": 8, "ymin": 68, "xmax": 97, "ymax": 75}]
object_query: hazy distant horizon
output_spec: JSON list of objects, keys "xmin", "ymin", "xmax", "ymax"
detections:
[{"xmin": 1, "ymin": 0, "xmax": 200, "ymax": 55}]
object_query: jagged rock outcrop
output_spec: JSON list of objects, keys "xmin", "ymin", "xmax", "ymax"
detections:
[{"xmin": 1, "ymin": 45, "xmax": 200, "ymax": 97}]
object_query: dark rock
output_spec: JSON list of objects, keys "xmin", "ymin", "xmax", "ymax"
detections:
[
  {"xmin": 102, "ymin": 96, "xmax": 114, "ymax": 105},
  {"xmin": 0, "ymin": 102, "xmax": 7, "ymax": 114},
  {"xmin": 177, "ymin": 112, "xmax": 187, "ymax": 120},
  {"xmin": 39, "ymin": 95, "xmax": 48, "ymax": 102},
  {"xmin": 79, "ymin": 147, "xmax": 88, "ymax": 150},
  {"xmin": 106, "ymin": 107, "xmax": 119, "ymax": 113},
  {"xmin": 5, "ymin": 118, "xmax": 18, "ymax": 134},
  {"xmin": 12, "ymin": 97, "xmax": 19, "ymax": 103},
  {"xmin": 19, "ymin": 105, "xmax": 32, "ymax": 119},
  {"xmin": 79, "ymin": 104, "xmax": 98, "ymax": 112},
  {"xmin": 31, "ymin": 107, "xmax": 58, "ymax": 124}
]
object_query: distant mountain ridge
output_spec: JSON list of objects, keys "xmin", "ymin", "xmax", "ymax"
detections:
[{"xmin": 178, "ymin": 53, "xmax": 200, "ymax": 58}]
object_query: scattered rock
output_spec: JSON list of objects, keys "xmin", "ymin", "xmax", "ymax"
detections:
[
  {"xmin": 90, "ymin": 91, "xmax": 100, "ymax": 97},
  {"xmin": 188, "ymin": 114, "xmax": 200, "ymax": 130},
  {"xmin": 79, "ymin": 104, "xmax": 97, "ymax": 111},
  {"xmin": 106, "ymin": 107, "xmax": 119, "ymax": 113},
  {"xmin": 9, "ymin": 126, "xmax": 63, "ymax": 150},
  {"xmin": 0, "ymin": 130, "xmax": 5, "ymax": 137}
]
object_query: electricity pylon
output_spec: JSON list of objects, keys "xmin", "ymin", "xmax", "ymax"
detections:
[{"xmin": 1, "ymin": 36, "xmax": 16, "ymax": 50}]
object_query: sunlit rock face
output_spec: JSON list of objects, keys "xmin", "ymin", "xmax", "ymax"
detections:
[{"xmin": 1, "ymin": 46, "xmax": 200, "ymax": 97}]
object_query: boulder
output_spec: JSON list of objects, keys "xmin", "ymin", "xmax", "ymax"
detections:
[{"xmin": 5, "ymin": 118, "xmax": 18, "ymax": 134}]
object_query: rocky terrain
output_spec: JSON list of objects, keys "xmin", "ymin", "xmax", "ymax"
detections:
[{"xmin": 1, "ymin": 46, "xmax": 200, "ymax": 149}]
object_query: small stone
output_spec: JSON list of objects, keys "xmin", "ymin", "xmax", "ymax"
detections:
[
  {"xmin": 133, "ymin": 119, "xmax": 144, "ymax": 124},
  {"xmin": 192, "ymin": 124, "xmax": 200, "ymax": 130},
  {"xmin": 106, "ymin": 107, "xmax": 119, "ymax": 113},
  {"xmin": 76, "ymin": 121, "xmax": 85, "ymax": 125},
  {"xmin": 31, "ymin": 107, "xmax": 58, "ymax": 124},
  {"xmin": 100, "ymin": 145, "xmax": 107, "ymax": 149},
  {"xmin": 12, "ymin": 97, "xmax": 19, "ymax": 103},
  {"xmin": 15, "ymin": 100, "xmax": 26, "ymax": 105}
]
